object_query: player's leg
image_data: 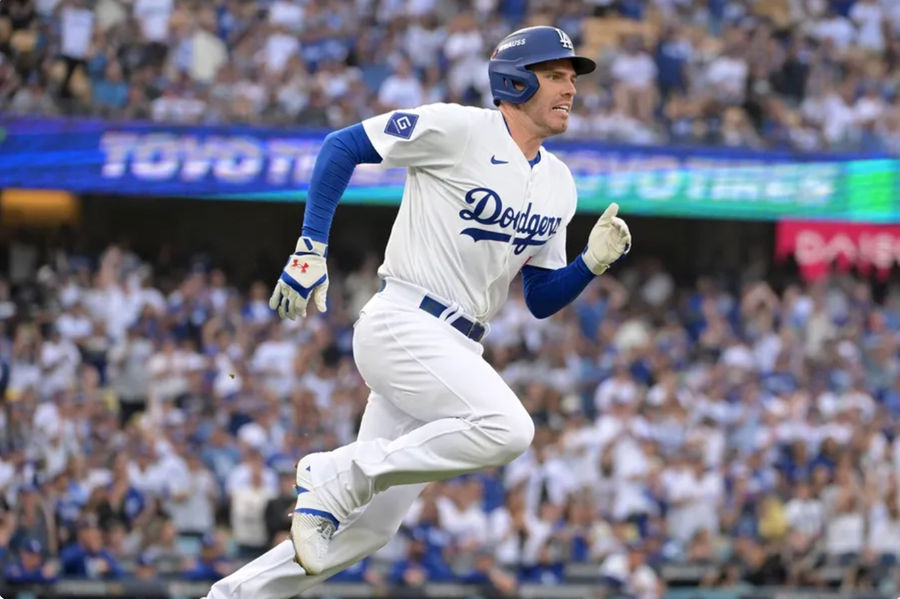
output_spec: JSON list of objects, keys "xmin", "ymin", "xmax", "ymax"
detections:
[
  {"xmin": 206, "ymin": 392, "xmax": 425, "ymax": 598},
  {"xmin": 306, "ymin": 390, "xmax": 428, "ymax": 569},
  {"xmin": 204, "ymin": 540, "xmax": 302, "ymax": 599},
  {"xmin": 301, "ymin": 299, "xmax": 533, "ymax": 535}
]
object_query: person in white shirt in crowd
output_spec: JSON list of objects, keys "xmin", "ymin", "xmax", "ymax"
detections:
[
  {"xmin": 662, "ymin": 449, "xmax": 723, "ymax": 545},
  {"xmin": 35, "ymin": 416, "xmax": 80, "ymax": 481},
  {"xmin": 108, "ymin": 323, "xmax": 154, "ymax": 425},
  {"xmin": 610, "ymin": 34, "xmax": 658, "ymax": 123},
  {"xmin": 600, "ymin": 541, "xmax": 663, "ymax": 599},
  {"xmin": 377, "ymin": 57, "xmax": 424, "ymax": 110},
  {"xmin": 487, "ymin": 486, "xmax": 526, "ymax": 568},
  {"xmin": 811, "ymin": 6, "xmax": 858, "ymax": 52},
  {"xmin": 59, "ymin": 0, "xmax": 93, "ymax": 98},
  {"xmin": 132, "ymin": 0, "xmax": 173, "ymax": 66},
  {"xmin": 505, "ymin": 428, "xmax": 578, "ymax": 514},
  {"xmin": 165, "ymin": 449, "xmax": 219, "ymax": 540},
  {"xmin": 225, "ymin": 446, "xmax": 278, "ymax": 501},
  {"xmin": 264, "ymin": 17, "xmax": 301, "ymax": 75},
  {"xmin": 435, "ymin": 477, "xmax": 488, "ymax": 552},
  {"xmin": 825, "ymin": 489, "xmax": 866, "ymax": 564},
  {"xmin": 594, "ymin": 361, "xmax": 639, "ymax": 413},
  {"xmin": 127, "ymin": 445, "xmax": 168, "ymax": 500},
  {"xmin": 864, "ymin": 485, "xmax": 900, "ymax": 566},
  {"xmin": 230, "ymin": 457, "xmax": 276, "ymax": 558},
  {"xmin": 147, "ymin": 336, "xmax": 204, "ymax": 405},
  {"xmin": 704, "ymin": 27, "xmax": 749, "ymax": 104},
  {"xmin": 55, "ymin": 300, "xmax": 93, "ymax": 346},
  {"xmin": 442, "ymin": 13, "xmax": 486, "ymax": 101},
  {"xmin": 251, "ymin": 323, "xmax": 297, "ymax": 401},
  {"xmin": 784, "ymin": 479, "xmax": 826, "ymax": 540},
  {"xmin": 38, "ymin": 324, "xmax": 80, "ymax": 400}
]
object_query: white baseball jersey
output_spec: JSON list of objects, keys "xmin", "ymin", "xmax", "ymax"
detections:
[{"xmin": 361, "ymin": 103, "xmax": 578, "ymax": 322}]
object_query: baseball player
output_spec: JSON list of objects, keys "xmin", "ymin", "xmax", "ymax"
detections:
[{"xmin": 205, "ymin": 25, "xmax": 631, "ymax": 598}]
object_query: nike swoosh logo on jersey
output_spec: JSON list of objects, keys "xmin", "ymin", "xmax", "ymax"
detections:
[{"xmin": 490, "ymin": 155, "xmax": 508, "ymax": 165}]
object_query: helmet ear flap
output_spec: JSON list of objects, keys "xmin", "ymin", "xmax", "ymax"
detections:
[{"xmin": 488, "ymin": 62, "xmax": 539, "ymax": 105}]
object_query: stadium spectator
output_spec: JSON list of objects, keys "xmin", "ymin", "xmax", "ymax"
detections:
[
  {"xmin": 227, "ymin": 448, "xmax": 276, "ymax": 558},
  {"xmin": 164, "ymin": 448, "xmax": 219, "ymax": 539},
  {"xmin": 59, "ymin": 514, "xmax": 124, "ymax": 579},
  {"xmin": 263, "ymin": 466, "xmax": 296, "ymax": 547},
  {"xmin": 388, "ymin": 531, "xmax": 455, "ymax": 586},
  {"xmin": 599, "ymin": 541, "xmax": 663, "ymax": 599},
  {"xmin": 4, "ymin": 538, "xmax": 59, "ymax": 584},
  {"xmin": 141, "ymin": 518, "xmax": 183, "ymax": 577},
  {"xmin": 181, "ymin": 531, "xmax": 235, "ymax": 581}
]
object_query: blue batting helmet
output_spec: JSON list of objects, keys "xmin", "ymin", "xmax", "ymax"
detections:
[{"xmin": 488, "ymin": 26, "xmax": 596, "ymax": 106}]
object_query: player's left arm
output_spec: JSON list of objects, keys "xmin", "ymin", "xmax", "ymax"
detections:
[{"xmin": 521, "ymin": 203, "xmax": 631, "ymax": 319}]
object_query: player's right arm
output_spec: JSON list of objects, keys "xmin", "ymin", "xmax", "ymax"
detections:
[
  {"xmin": 269, "ymin": 123, "xmax": 383, "ymax": 320},
  {"xmin": 270, "ymin": 104, "xmax": 471, "ymax": 320}
]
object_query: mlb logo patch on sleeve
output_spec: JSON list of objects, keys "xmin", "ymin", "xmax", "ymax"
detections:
[{"xmin": 385, "ymin": 113, "xmax": 419, "ymax": 139}]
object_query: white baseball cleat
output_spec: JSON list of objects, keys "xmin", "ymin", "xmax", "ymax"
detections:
[{"xmin": 291, "ymin": 455, "xmax": 338, "ymax": 574}]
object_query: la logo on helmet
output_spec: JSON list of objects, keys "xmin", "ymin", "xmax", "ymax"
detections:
[{"xmin": 556, "ymin": 28, "xmax": 573, "ymax": 50}]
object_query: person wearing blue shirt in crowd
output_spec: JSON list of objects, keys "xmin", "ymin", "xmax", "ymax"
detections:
[
  {"xmin": 182, "ymin": 532, "xmax": 235, "ymax": 582},
  {"xmin": 55, "ymin": 469, "xmax": 90, "ymax": 538},
  {"xmin": 133, "ymin": 552, "xmax": 159, "ymax": 582},
  {"xmin": 327, "ymin": 557, "xmax": 386, "ymax": 586},
  {"xmin": 99, "ymin": 453, "xmax": 148, "ymax": 529},
  {"xmin": 201, "ymin": 427, "xmax": 242, "ymax": 490},
  {"xmin": 407, "ymin": 499, "xmax": 452, "ymax": 565},
  {"xmin": 389, "ymin": 533, "xmax": 455, "ymax": 586},
  {"xmin": 9, "ymin": 484, "xmax": 52, "ymax": 556},
  {"xmin": 4, "ymin": 539, "xmax": 59, "ymax": 584},
  {"xmin": 477, "ymin": 469, "xmax": 506, "ymax": 514},
  {"xmin": 519, "ymin": 543, "xmax": 566, "ymax": 585},
  {"xmin": 460, "ymin": 547, "xmax": 518, "ymax": 594},
  {"xmin": 59, "ymin": 515, "xmax": 123, "ymax": 579}
]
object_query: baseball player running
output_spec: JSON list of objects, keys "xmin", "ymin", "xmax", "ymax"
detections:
[{"xmin": 205, "ymin": 25, "xmax": 631, "ymax": 598}]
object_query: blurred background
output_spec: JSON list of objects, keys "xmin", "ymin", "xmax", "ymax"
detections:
[{"xmin": 3, "ymin": 1, "xmax": 900, "ymax": 598}]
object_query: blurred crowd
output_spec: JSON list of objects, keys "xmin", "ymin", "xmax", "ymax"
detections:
[
  {"xmin": 3, "ymin": 0, "xmax": 900, "ymax": 154},
  {"xmin": 3, "ymin": 233, "xmax": 900, "ymax": 599}
]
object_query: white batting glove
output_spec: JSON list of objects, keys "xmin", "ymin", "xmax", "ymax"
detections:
[
  {"xmin": 582, "ymin": 203, "xmax": 632, "ymax": 275},
  {"xmin": 268, "ymin": 237, "xmax": 329, "ymax": 320}
]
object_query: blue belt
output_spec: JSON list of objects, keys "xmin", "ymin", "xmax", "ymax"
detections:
[
  {"xmin": 418, "ymin": 296, "xmax": 486, "ymax": 342},
  {"xmin": 379, "ymin": 280, "xmax": 485, "ymax": 342}
]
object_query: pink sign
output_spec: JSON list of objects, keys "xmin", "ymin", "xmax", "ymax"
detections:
[{"xmin": 775, "ymin": 221, "xmax": 900, "ymax": 281}]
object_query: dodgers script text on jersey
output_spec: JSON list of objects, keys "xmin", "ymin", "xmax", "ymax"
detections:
[
  {"xmin": 362, "ymin": 102, "xmax": 577, "ymax": 322},
  {"xmin": 460, "ymin": 190, "xmax": 562, "ymax": 255}
]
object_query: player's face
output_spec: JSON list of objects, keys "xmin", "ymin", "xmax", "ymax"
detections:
[{"xmin": 523, "ymin": 59, "xmax": 577, "ymax": 136}]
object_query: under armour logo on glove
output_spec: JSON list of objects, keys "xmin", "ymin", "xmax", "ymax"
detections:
[{"xmin": 269, "ymin": 237, "xmax": 329, "ymax": 320}]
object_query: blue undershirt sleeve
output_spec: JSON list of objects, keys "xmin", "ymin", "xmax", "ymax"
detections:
[
  {"xmin": 301, "ymin": 123, "xmax": 383, "ymax": 243},
  {"xmin": 521, "ymin": 255, "xmax": 596, "ymax": 319}
]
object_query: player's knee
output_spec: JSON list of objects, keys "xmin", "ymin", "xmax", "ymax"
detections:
[
  {"xmin": 506, "ymin": 409, "xmax": 535, "ymax": 459},
  {"xmin": 483, "ymin": 407, "xmax": 534, "ymax": 464}
]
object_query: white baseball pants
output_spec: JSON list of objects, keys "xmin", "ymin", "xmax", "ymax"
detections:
[{"xmin": 205, "ymin": 279, "xmax": 534, "ymax": 597}]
